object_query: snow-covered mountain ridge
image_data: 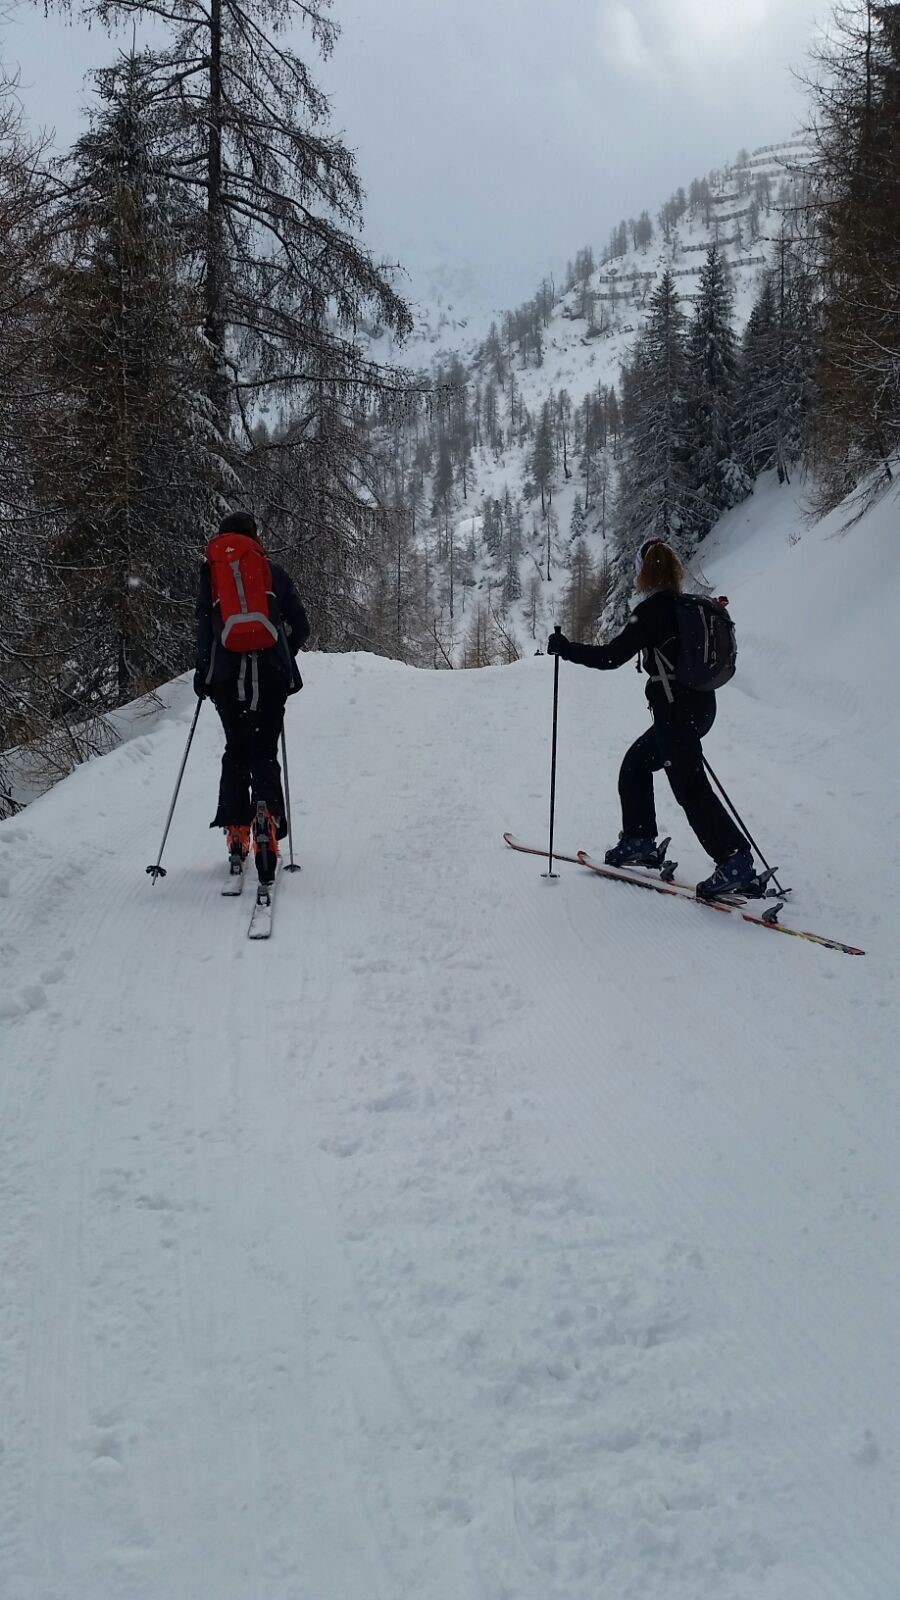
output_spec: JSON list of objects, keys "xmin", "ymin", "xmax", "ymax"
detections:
[
  {"xmin": 362, "ymin": 138, "xmax": 819, "ymax": 667},
  {"xmin": 480, "ymin": 135, "xmax": 811, "ymax": 394},
  {"xmin": 365, "ymin": 256, "xmax": 503, "ymax": 369},
  {"xmin": 365, "ymin": 140, "xmax": 813, "ymax": 382}
]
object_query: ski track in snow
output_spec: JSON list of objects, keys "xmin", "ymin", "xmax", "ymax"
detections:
[{"xmin": 2, "ymin": 514, "xmax": 900, "ymax": 1597}]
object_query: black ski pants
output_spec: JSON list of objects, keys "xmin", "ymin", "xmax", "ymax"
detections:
[
  {"xmin": 209, "ymin": 683, "xmax": 288, "ymax": 834},
  {"xmin": 619, "ymin": 690, "xmax": 746, "ymax": 864}
]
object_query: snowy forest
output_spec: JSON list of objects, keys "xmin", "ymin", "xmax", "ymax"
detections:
[{"xmin": 2, "ymin": 0, "xmax": 900, "ymax": 807}]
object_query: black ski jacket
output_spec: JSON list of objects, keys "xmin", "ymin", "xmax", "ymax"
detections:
[
  {"xmin": 558, "ymin": 590, "xmax": 683, "ymax": 704},
  {"xmin": 196, "ymin": 556, "xmax": 310, "ymax": 699}
]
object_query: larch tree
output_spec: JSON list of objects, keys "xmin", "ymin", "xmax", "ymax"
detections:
[
  {"xmin": 31, "ymin": 56, "xmax": 225, "ymax": 710},
  {"xmin": 35, "ymin": 0, "xmax": 414, "ymax": 644},
  {"xmin": 0, "ymin": 78, "xmax": 60, "ymax": 802}
]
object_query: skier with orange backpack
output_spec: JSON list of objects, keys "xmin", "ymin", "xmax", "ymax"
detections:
[{"xmin": 195, "ymin": 511, "xmax": 310, "ymax": 887}]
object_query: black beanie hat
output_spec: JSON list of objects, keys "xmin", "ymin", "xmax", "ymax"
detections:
[{"xmin": 217, "ymin": 510, "xmax": 257, "ymax": 539}]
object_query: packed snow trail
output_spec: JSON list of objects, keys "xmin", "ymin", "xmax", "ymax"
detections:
[{"xmin": 2, "ymin": 492, "xmax": 900, "ymax": 1598}]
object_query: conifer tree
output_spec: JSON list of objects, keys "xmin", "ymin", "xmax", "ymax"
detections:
[
  {"xmin": 738, "ymin": 272, "xmax": 779, "ymax": 477},
  {"xmin": 738, "ymin": 244, "xmax": 817, "ymax": 486},
  {"xmin": 569, "ymin": 492, "xmax": 587, "ymax": 544},
  {"xmin": 530, "ymin": 401, "xmax": 554, "ymax": 514},
  {"xmin": 617, "ymin": 270, "xmax": 694, "ymax": 555},
  {"xmin": 686, "ymin": 245, "xmax": 750, "ymax": 536},
  {"xmin": 503, "ymin": 494, "xmax": 522, "ymax": 603},
  {"xmin": 807, "ymin": 1, "xmax": 900, "ymax": 501},
  {"xmin": 433, "ymin": 433, "xmax": 455, "ymax": 517}
]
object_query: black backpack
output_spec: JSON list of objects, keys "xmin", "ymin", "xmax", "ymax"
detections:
[{"xmin": 654, "ymin": 594, "xmax": 737, "ymax": 698}]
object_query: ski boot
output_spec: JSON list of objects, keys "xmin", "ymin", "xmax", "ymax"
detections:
[
  {"xmin": 604, "ymin": 832, "xmax": 665, "ymax": 869},
  {"xmin": 252, "ymin": 801, "xmax": 281, "ymax": 889},
  {"xmin": 226, "ymin": 824, "xmax": 251, "ymax": 877},
  {"xmin": 696, "ymin": 848, "xmax": 756, "ymax": 901}
]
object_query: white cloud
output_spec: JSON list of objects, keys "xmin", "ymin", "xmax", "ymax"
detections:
[
  {"xmin": 598, "ymin": 2, "xmax": 661, "ymax": 80},
  {"xmin": 598, "ymin": 0, "xmax": 807, "ymax": 83},
  {"xmin": 662, "ymin": 0, "xmax": 776, "ymax": 54}
]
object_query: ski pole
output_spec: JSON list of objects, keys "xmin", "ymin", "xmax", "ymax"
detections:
[
  {"xmin": 146, "ymin": 697, "xmax": 203, "ymax": 883},
  {"xmin": 544, "ymin": 626, "xmax": 562, "ymax": 880},
  {"xmin": 280, "ymin": 725, "xmax": 301, "ymax": 873},
  {"xmin": 702, "ymin": 755, "xmax": 788, "ymax": 895}
]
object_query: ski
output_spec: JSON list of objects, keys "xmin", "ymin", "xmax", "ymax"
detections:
[
  {"xmin": 221, "ymin": 863, "xmax": 246, "ymax": 896},
  {"xmin": 502, "ymin": 835, "xmax": 864, "ymax": 955},
  {"xmin": 502, "ymin": 833, "xmax": 583, "ymax": 868},
  {"xmin": 503, "ymin": 832, "xmax": 753, "ymax": 907},
  {"xmin": 576, "ymin": 851, "xmax": 864, "ymax": 956},
  {"xmin": 248, "ymin": 871, "xmax": 277, "ymax": 939}
]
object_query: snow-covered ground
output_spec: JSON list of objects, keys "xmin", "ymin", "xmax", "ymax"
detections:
[{"xmin": 2, "ymin": 477, "xmax": 898, "ymax": 1598}]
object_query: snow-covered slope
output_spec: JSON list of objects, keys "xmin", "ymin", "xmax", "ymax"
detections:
[
  {"xmin": 366, "ymin": 257, "xmax": 501, "ymax": 371},
  {"xmin": 417, "ymin": 139, "xmax": 818, "ymax": 660},
  {"xmin": 1, "ymin": 477, "xmax": 898, "ymax": 1598},
  {"xmin": 517, "ymin": 138, "xmax": 811, "ymax": 399}
]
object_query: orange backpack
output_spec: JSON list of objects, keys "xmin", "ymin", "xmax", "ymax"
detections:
[{"xmin": 206, "ymin": 532, "xmax": 279, "ymax": 653}]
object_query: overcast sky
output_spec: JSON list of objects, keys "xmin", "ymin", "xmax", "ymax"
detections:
[{"xmin": 3, "ymin": 0, "xmax": 827, "ymax": 308}]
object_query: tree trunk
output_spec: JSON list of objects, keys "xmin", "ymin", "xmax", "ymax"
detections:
[{"xmin": 205, "ymin": 0, "xmax": 228, "ymax": 429}]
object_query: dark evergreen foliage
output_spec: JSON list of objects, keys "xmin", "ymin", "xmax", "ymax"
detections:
[
  {"xmin": 685, "ymin": 245, "xmax": 751, "ymax": 537},
  {"xmin": 807, "ymin": 0, "xmax": 900, "ymax": 505}
]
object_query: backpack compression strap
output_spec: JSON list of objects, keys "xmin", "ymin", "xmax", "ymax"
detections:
[{"xmin": 220, "ymin": 557, "xmax": 278, "ymax": 648}]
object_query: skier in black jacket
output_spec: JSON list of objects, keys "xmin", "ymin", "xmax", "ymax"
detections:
[
  {"xmin": 548, "ymin": 537, "xmax": 755, "ymax": 898},
  {"xmin": 195, "ymin": 511, "xmax": 310, "ymax": 880}
]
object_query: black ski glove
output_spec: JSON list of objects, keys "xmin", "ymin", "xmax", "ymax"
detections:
[
  {"xmin": 547, "ymin": 631, "xmax": 570, "ymax": 658},
  {"xmin": 193, "ymin": 669, "xmax": 208, "ymax": 700}
]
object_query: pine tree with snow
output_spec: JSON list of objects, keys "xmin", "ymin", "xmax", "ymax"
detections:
[
  {"xmin": 616, "ymin": 269, "xmax": 695, "ymax": 556},
  {"xmin": 503, "ymin": 495, "xmax": 522, "ymax": 603},
  {"xmin": 530, "ymin": 401, "xmax": 555, "ymax": 515},
  {"xmin": 685, "ymin": 245, "xmax": 750, "ymax": 537},
  {"xmin": 433, "ymin": 434, "xmax": 455, "ymax": 516},
  {"xmin": 569, "ymin": 493, "xmax": 587, "ymax": 544},
  {"xmin": 737, "ymin": 240, "xmax": 816, "ymax": 487},
  {"xmin": 482, "ymin": 379, "xmax": 503, "ymax": 453},
  {"xmin": 737, "ymin": 272, "xmax": 780, "ymax": 477},
  {"xmin": 557, "ymin": 389, "xmax": 573, "ymax": 480},
  {"xmin": 773, "ymin": 240, "xmax": 817, "ymax": 484}
]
